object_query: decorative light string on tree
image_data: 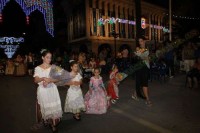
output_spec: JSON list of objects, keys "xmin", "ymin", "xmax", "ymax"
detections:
[{"xmin": 0, "ymin": 0, "xmax": 54, "ymax": 36}]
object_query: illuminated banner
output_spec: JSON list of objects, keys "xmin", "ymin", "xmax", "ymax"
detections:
[
  {"xmin": 98, "ymin": 17, "xmax": 136, "ymax": 26},
  {"xmin": 0, "ymin": 37, "xmax": 23, "ymax": 58},
  {"xmin": 98, "ymin": 17, "xmax": 170, "ymax": 33},
  {"xmin": 0, "ymin": 37, "xmax": 24, "ymax": 44}
]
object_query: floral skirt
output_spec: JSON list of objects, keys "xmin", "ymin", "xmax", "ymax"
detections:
[{"xmin": 85, "ymin": 88, "xmax": 108, "ymax": 114}]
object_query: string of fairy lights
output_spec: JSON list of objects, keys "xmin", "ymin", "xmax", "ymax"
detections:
[
  {"xmin": 164, "ymin": 13, "xmax": 200, "ymax": 20},
  {"xmin": 0, "ymin": 0, "xmax": 54, "ymax": 36}
]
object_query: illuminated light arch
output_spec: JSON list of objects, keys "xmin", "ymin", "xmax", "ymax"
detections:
[{"xmin": 0, "ymin": 0, "xmax": 54, "ymax": 36}]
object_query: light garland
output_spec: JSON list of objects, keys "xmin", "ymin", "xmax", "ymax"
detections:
[
  {"xmin": 0, "ymin": 0, "xmax": 54, "ymax": 36},
  {"xmin": 164, "ymin": 13, "xmax": 200, "ymax": 20},
  {"xmin": 0, "ymin": 37, "xmax": 24, "ymax": 44},
  {"xmin": 0, "ymin": 44, "xmax": 19, "ymax": 58},
  {"xmin": 98, "ymin": 17, "xmax": 170, "ymax": 33},
  {"xmin": 0, "ymin": 37, "xmax": 24, "ymax": 58}
]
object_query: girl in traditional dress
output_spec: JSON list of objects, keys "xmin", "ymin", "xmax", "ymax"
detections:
[
  {"xmin": 5, "ymin": 59, "xmax": 14, "ymax": 75},
  {"xmin": 64, "ymin": 61, "xmax": 85, "ymax": 121},
  {"xmin": 89, "ymin": 57, "xmax": 97, "ymax": 69},
  {"xmin": 32, "ymin": 50, "xmax": 62, "ymax": 132},
  {"xmin": 85, "ymin": 68, "xmax": 108, "ymax": 114},
  {"xmin": 107, "ymin": 64, "xmax": 119, "ymax": 104}
]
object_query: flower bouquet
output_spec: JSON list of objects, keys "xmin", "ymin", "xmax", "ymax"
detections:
[
  {"xmin": 49, "ymin": 64, "xmax": 73, "ymax": 86},
  {"xmin": 116, "ymin": 72, "xmax": 128, "ymax": 82},
  {"xmin": 135, "ymin": 47, "xmax": 148, "ymax": 54}
]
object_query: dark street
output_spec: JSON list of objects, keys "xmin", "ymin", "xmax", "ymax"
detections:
[{"xmin": 0, "ymin": 74, "xmax": 200, "ymax": 133}]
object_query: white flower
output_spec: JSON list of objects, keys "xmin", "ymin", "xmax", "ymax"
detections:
[
  {"xmin": 69, "ymin": 60, "xmax": 74, "ymax": 63},
  {"xmin": 40, "ymin": 49, "xmax": 47, "ymax": 54}
]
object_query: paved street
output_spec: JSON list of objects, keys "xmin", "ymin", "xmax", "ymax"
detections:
[{"xmin": 0, "ymin": 73, "xmax": 200, "ymax": 133}]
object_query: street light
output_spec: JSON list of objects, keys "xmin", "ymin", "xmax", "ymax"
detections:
[{"xmin": 111, "ymin": 30, "xmax": 119, "ymax": 58}]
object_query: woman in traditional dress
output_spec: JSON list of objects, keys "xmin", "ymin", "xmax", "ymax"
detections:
[
  {"xmin": 132, "ymin": 37, "xmax": 152, "ymax": 106},
  {"xmin": 26, "ymin": 52, "xmax": 34, "ymax": 75},
  {"xmin": 32, "ymin": 50, "xmax": 62, "ymax": 132},
  {"xmin": 14, "ymin": 54, "xmax": 25, "ymax": 76},
  {"xmin": 85, "ymin": 68, "xmax": 108, "ymax": 114},
  {"xmin": 5, "ymin": 59, "xmax": 14, "ymax": 75}
]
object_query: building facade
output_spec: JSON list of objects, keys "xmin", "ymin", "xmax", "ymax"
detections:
[{"xmin": 67, "ymin": 0, "xmax": 168, "ymax": 54}]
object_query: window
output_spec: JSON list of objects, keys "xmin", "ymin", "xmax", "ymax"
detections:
[
  {"xmin": 89, "ymin": 0, "xmax": 92, "ymax": 8},
  {"xmin": 96, "ymin": 0, "xmax": 99, "ymax": 9},
  {"xmin": 93, "ymin": 9, "xmax": 97, "ymax": 36},
  {"xmin": 112, "ymin": 4, "xmax": 115, "ymax": 17},
  {"xmin": 107, "ymin": 3, "xmax": 110, "ymax": 16},
  {"xmin": 132, "ymin": 9, "xmax": 135, "ymax": 39},
  {"xmin": 122, "ymin": 7, "xmax": 126, "ymax": 38},
  {"xmin": 102, "ymin": 2, "xmax": 105, "ymax": 15},
  {"xmin": 118, "ymin": 6, "xmax": 121, "ymax": 38}
]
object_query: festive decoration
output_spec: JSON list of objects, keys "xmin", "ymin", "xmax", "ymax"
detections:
[
  {"xmin": 26, "ymin": 16, "xmax": 29, "ymax": 24},
  {"xmin": 164, "ymin": 13, "xmax": 200, "ymax": 20},
  {"xmin": 0, "ymin": 37, "xmax": 24, "ymax": 58},
  {"xmin": 141, "ymin": 18, "xmax": 146, "ymax": 29},
  {"xmin": 98, "ymin": 17, "xmax": 170, "ymax": 33},
  {"xmin": 98, "ymin": 17, "xmax": 136, "ymax": 26},
  {"xmin": 0, "ymin": 37, "xmax": 24, "ymax": 44},
  {"xmin": 0, "ymin": 45, "xmax": 19, "ymax": 58},
  {"xmin": 0, "ymin": 0, "xmax": 54, "ymax": 36}
]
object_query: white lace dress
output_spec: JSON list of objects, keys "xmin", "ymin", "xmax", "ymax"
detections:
[
  {"xmin": 34, "ymin": 66, "xmax": 62, "ymax": 120},
  {"xmin": 64, "ymin": 73, "xmax": 86, "ymax": 114}
]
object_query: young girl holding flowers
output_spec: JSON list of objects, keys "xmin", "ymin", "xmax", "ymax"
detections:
[{"xmin": 64, "ymin": 61, "xmax": 86, "ymax": 121}]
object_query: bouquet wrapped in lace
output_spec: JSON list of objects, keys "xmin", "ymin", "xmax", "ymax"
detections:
[{"xmin": 49, "ymin": 64, "xmax": 72, "ymax": 86}]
